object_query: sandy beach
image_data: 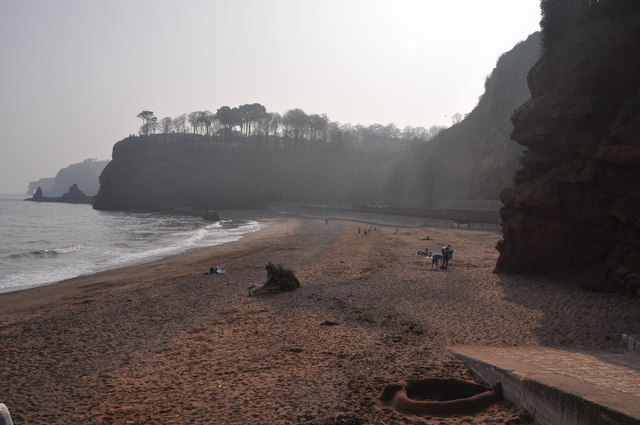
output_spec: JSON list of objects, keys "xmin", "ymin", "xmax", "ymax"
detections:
[{"xmin": 1, "ymin": 216, "xmax": 637, "ymax": 425}]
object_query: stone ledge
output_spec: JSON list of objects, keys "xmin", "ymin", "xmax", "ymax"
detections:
[{"xmin": 451, "ymin": 346, "xmax": 640, "ymax": 425}]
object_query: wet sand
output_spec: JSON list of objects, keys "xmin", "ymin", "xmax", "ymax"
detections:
[{"xmin": 1, "ymin": 216, "xmax": 637, "ymax": 425}]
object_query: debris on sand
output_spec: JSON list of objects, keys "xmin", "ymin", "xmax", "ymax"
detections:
[{"xmin": 248, "ymin": 262, "xmax": 300, "ymax": 296}]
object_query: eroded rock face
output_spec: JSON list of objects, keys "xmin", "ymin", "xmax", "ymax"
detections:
[{"xmin": 496, "ymin": 7, "xmax": 640, "ymax": 294}]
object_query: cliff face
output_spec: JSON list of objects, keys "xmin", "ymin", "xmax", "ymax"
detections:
[
  {"xmin": 386, "ymin": 33, "xmax": 540, "ymax": 208},
  {"xmin": 93, "ymin": 136, "xmax": 401, "ymax": 211},
  {"xmin": 496, "ymin": 6, "xmax": 640, "ymax": 294}
]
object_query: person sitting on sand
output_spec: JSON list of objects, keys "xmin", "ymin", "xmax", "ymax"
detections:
[{"xmin": 431, "ymin": 252, "xmax": 443, "ymax": 269}]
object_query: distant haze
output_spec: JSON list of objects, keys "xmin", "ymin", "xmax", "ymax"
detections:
[{"xmin": 0, "ymin": 0, "xmax": 540, "ymax": 194}]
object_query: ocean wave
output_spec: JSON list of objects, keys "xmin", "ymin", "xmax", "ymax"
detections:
[
  {"xmin": 110, "ymin": 220, "xmax": 265, "ymax": 266},
  {"xmin": 7, "ymin": 245, "xmax": 84, "ymax": 259},
  {"xmin": 0, "ymin": 204, "xmax": 268, "ymax": 293}
]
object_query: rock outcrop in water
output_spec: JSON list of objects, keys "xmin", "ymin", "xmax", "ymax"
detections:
[
  {"xmin": 496, "ymin": 3, "xmax": 640, "ymax": 294},
  {"xmin": 27, "ymin": 159, "xmax": 109, "ymax": 197},
  {"xmin": 25, "ymin": 184, "xmax": 92, "ymax": 204}
]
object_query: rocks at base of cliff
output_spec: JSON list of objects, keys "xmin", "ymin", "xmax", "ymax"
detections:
[
  {"xmin": 496, "ymin": 4, "xmax": 640, "ymax": 295},
  {"xmin": 25, "ymin": 184, "xmax": 93, "ymax": 204}
]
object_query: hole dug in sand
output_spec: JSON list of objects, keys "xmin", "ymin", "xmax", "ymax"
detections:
[{"xmin": 379, "ymin": 378, "xmax": 502, "ymax": 416}]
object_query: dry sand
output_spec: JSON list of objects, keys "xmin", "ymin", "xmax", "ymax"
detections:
[{"xmin": 1, "ymin": 216, "xmax": 638, "ymax": 425}]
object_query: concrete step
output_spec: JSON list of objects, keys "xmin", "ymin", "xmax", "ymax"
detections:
[{"xmin": 451, "ymin": 346, "xmax": 640, "ymax": 425}]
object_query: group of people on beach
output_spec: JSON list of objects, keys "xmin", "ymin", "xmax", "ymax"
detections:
[
  {"xmin": 357, "ymin": 225, "xmax": 376, "ymax": 235},
  {"xmin": 418, "ymin": 244, "xmax": 454, "ymax": 270}
]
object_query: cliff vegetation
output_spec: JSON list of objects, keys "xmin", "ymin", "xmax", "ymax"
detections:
[{"xmin": 386, "ymin": 32, "xmax": 540, "ymax": 208}]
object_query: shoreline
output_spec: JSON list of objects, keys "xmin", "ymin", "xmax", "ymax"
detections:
[
  {"xmin": 0, "ymin": 204, "xmax": 498, "ymax": 296},
  {"xmin": 1, "ymin": 217, "xmax": 637, "ymax": 425},
  {"xmin": 0, "ymin": 214, "xmax": 294, "ymax": 317},
  {"xmin": 0, "ymin": 208, "xmax": 274, "ymax": 296}
]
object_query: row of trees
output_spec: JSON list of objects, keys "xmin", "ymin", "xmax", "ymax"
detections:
[{"xmin": 136, "ymin": 104, "xmax": 447, "ymax": 152}]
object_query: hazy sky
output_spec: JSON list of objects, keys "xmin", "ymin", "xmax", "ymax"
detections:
[{"xmin": 0, "ymin": 0, "xmax": 541, "ymax": 194}]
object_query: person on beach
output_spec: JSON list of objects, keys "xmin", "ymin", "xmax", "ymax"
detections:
[
  {"xmin": 441, "ymin": 245, "xmax": 454, "ymax": 269},
  {"xmin": 431, "ymin": 252, "xmax": 443, "ymax": 269}
]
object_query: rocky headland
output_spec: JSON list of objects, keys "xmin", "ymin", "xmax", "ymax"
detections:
[
  {"xmin": 94, "ymin": 35, "xmax": 540, "ymax": 214},
  {"xmin": 92, "ymin": 138, "xmax": 402, "ymax": 212},
  {"xmin": 496, "ymin": 3, "xmax": 640, "ymax": 294}
]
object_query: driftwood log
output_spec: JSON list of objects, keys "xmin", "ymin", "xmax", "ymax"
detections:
[{"xmin": 248, "ymin": 262, "xmax": 300, "ymax": 296}]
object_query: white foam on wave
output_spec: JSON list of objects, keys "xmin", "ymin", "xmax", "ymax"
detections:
[
  {"xmin": 44, "ymin": 245, "xmax": 84, "ymax": 255},
  {"xmin": 110, "ymin": 220, "xmax": 265, "ymax": 267},
  {"xmin": 182, "ymin": 223, "xmax": 220, "ymax": 244},
  {"xmin": 0, "ymin": 259, "xmax": 95, "ymax": 292}
]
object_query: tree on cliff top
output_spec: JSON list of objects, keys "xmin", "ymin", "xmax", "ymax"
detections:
[
  {"xmin": 137, "ymin": 111, "xmax": 157, "ymax": 136},
  {"xmin": 159, "ymin": 117, "xmax": 173, "ymax": 134},
  {"xmin": 216, "ymin": 106, "xmax": 241, "ymax": 137},
  {"xmin": 238, "ymin": 103, "xmax": 267, "ymax": 137}
]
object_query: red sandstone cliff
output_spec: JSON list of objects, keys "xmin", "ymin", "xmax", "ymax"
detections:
[{"xmin": 496, "ymin": 4, "xmax": 640, "ymax": 294}]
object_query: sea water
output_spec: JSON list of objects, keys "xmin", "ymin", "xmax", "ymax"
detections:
[{"xmin": 0, "ymin": 195, "xmax": 265, "ymax": 293}]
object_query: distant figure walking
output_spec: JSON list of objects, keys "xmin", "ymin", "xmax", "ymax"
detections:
[{"xmin": 358, "ymin": 227, "xmax": 361, "ymax": 234}]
